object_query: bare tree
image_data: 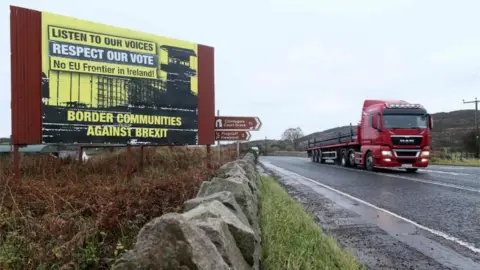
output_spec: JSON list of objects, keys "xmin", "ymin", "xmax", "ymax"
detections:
[{"xmin": 281, "ymin": 127, "xmax": 305, "ymax": 151}]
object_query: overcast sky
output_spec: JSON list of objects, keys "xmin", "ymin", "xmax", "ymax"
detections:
[{"xmin": 2, "ymin": 0, "xmax": 479, "ymax": 140}]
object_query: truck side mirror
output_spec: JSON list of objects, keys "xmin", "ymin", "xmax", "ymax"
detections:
[{"xmin": 428, "ymin": 115, "xmax": 433, "ymax": 130}]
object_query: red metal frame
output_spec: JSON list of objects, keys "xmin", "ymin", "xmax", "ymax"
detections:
[
  {"xmin": 197, "ymin": 45, "xmax": 215, "ymax": 145},
  {"xmin": 10, "ymin": 5, "xmax": 43, "ymax": 145}
]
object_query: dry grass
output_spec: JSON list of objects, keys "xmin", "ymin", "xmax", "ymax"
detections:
[{"xmin": 0, "ymin": 146, "xmax": 236, "ymax": 270}]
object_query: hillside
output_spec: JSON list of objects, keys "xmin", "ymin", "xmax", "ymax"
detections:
[
  {"xmin": 429, "ymin": 109, "xmax": 475, "ymax": 150},
  {"xmin": 241, "ymin": 109, "xmax": 477, "ymax": 152}
]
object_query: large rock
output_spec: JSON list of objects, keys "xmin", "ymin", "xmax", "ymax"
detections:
[
  {"xmin": 197, "ymin": 177, "xmax": 258, "ymax": 230},
  {"xmin": 112, "ymin": 213, "xmax": 230, "ymax": 270},
  {"xmin": 242, "ymin": 153, "xmax": 256, "ymax": 164},
  {"xmin": 214, "ymin": 161, "xmax": 257, "ymax": 193},
  {"xmin": 184, "ymin": 191, "xmax": 249, "ymax": 226},
  {"xmin": 191, "ymin": 218, "xmax": 251, "ymax": 270},
  {"xmin": 235, "ymin": 159, "xmax": 257, "ymax": 183},
  {"xmin": 183, "ymin": 200, "xmax": 257, "ymax": 266}
]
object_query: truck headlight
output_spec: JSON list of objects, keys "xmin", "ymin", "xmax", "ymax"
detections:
[
  {"xmin": 381, "ymin": 150, "xmax": 392, "ymax": 156},
  {"xmin": 421, "ymin": 151, "xmax": 430, "ymax": 157}
]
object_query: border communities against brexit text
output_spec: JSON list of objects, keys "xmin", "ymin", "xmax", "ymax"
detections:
[{"xmin": 66, "ymin": 110, "xmax": 183, "ymax": 138}]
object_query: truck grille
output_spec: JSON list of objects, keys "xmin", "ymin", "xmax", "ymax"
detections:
[
  {"xmin": 391, "ymin": 136, "xmax": 423, "ymax": 146},
  {"xmin": 394, "ymin": 150, "xmax": 419, "ymax": 157}
]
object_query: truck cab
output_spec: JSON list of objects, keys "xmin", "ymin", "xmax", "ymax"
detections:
[{"xmin": 357, "ymin": 100, "xmax": 433, "ymax": 172}]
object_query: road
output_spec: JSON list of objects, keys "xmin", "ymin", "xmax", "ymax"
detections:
[{"xmin": 260, "ymin": 156, "xmax": 480, "ymax": 270}]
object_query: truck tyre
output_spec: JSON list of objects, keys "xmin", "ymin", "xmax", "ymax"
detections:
[
  {"xmin": 310, "ymin": 151, "xmax": 315, "ymax": 162},
  {"xmin": 348, "ymin": 149, "xmax": 356, "ymax": 167},
  {"xmin": 314, "ymin": 150, "xmax": 320, "ymax": 163},
  {"xmin": 340, "ymin": 150, "xmax": 348, "ymax": 167},
  {"xmin": 365, "ymin": 151, "xmax": 375, "ymax": 171},
  {"xmin": 406, "ymin": 168, "xmax": 418, "ymax": 173}
]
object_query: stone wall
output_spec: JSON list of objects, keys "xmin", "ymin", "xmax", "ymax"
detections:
[
  {"xmin": 112, "ymin": 153, "xmax": 261, "ymax": 270},
  {"xmin": 270, "ymin": 151, "xmax": 308, "ymax": 157}
]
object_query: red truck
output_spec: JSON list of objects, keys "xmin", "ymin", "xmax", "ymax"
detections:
[{"xmin": 306, "ymin": 99, "xmax": 433, "ymax": 172}]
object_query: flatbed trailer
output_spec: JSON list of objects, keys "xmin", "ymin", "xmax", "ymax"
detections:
[{"xmin": 306, "ymin": 124, "xmax": 360, "ymax": 163}]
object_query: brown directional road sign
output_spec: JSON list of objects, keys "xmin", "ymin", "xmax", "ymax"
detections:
[
  {"xmin": 215, "ymin": 131, "xmax": 251, "ymax": 141},
  {"xmin": 215, "ymin": 116, "xmax": 262, "ymax": 131}
]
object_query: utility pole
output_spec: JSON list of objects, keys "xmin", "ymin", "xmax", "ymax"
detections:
[
  {"xmin": 264, "ymin": 136, "xmax": 268, "ymax": 156},
  {"xmin": 463, "ymin": 97, "xmax": 479, "ymax": 158}
]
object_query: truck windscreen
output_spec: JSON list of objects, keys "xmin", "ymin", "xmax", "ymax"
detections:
[{"xmin": 383, "ymin": 114, "xmax": 428, "ymax": 129}]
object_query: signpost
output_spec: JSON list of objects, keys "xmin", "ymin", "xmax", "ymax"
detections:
[
  {"xmin": 215, "ymin": 116, "xmax": 262, "ymax": 131},
  {"xmin": 214, "ymin": 115, "xmax": 262, "ymax": 158},
  {"xmin": 215, "ymin": 131, "xmax": 251, "ymax": 141}
]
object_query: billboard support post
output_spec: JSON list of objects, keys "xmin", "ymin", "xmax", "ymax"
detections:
[
  {"xmin": 207, "ymin": 144, "xmax": 212, "ymax": 170},
  {"xmin": 217, "ymin": 110, "xmax": 221, "ymax": 163},
  {"xmin": 13, "ymin": 145, "xmax": 20, "ymax": 181},
  {"xmin": 77, "ymin": 145, "xmax": 83, "ymax": 162}
]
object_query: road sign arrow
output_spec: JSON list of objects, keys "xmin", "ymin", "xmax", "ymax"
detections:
[
  {"xmin": 254, "ymin": 117, "xmax": 262, "ymax": 130},
  {"xmin": 215, "ymin": 118, "xmax": 223, "ymax": 129}
]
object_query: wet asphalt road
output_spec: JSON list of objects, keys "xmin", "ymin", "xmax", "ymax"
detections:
[{"xmin": 261, "ymin": 156, "xmax": 480, "ymax": 253}]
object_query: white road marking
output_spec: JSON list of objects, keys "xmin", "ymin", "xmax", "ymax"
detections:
[
  {"xmin": 318, "ymin": 162, "xmax": 480, "ymax": 193},
  {"xmin": 419, "ymin": 169, "xmax": 471, "ymax": 176},
  {"xmin": 261, "ymin": 161, "xmax": 480, "ymax": 254},
  {"xmin": 430, "ymin": 165, "xmax": 480, "ymax": 170}
]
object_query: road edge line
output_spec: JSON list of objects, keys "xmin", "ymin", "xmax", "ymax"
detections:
[{"xmin": 260, "ymin": 161, "xmax": 480, "ymax": 254}]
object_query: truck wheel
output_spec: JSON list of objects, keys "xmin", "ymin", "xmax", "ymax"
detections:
[
  {"xmin": 365, "ymin": 151, "xmax": 375, "ymax": 171},
  {"xmin": 314, "ymin": 150, "xmax": 320, "ymax": 163},
  {"xmin": 406, "ymin": 168, "xmax": 418, "ymax": 173},
  {"xmin": 340, "ymin": 151, "xmax": 348, "ymax": 167},
  {"xmin": 311, "ymin": 151, "xmax": 315, "ymax": 162},
  {"xmin": 348, "ymin": 150, "xmax": 356, "ymax": 167}
]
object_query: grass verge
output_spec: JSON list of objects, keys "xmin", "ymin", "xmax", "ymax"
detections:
[
  {"xmin": 259, "ymin": 175, "xmax": 364, "ymax": 270},
  {"xmin": 430, "ymin": 157, "xmax": 480, "ymax": 167},
  {"xmin": 0, "ymin": 146, "xmax": 236, "ymax": 270}
]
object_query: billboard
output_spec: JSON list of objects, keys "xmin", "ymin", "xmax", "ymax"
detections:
[{"xmin": 10, "ymin": 6, "xmax": 215, "ymax": 145}]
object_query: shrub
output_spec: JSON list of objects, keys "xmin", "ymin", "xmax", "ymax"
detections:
[{"xmin": 0, "ymin": 146, "xmax": 236, "ymax": 269}]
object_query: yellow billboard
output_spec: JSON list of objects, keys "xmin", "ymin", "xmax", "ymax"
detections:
[{"xmin": 41, "ymin": 11, "xmax": 201, "ymax": 145}]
